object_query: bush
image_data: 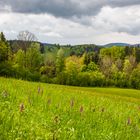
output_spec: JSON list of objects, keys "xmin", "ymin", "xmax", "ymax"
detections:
[
  {"xmin": 76, "ymin": 71, "xmax": 105, "ymax": 87},
  {"xmin": 130, "ymin": 69, "xmax": 140, "ymax": 89},
  {"xmin": 40, "ymin": 75, "xmax": 51, "ymax": 83},
  {"xmin": 89, "ymin": 71, "xmax": 105, "ymax": 87},
  {"xmin": 65, "ymin": 72, "xmax": 78, "ymax": 86},
  {"xmin": 12, "ymin": 66, "xmax": 41, "ymax": 81},
  {"xmin": 0, "ymin": 61, "xmax": 14, "ymax": 77},
  {"xmin": 77, "ymin": 72, "xmax": 90, "ymax": 86},
  {"xmin": 111, "ymin": 72, "xmax": 128, "ymax": 88},
  {"xmin": 55, "ymin": 72, "xmax": 67, "ymax": 85}
]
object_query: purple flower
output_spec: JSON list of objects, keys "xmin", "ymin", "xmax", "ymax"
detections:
[
  {"xmin": 80, "ymin": 106, "xmax": 84, "ymax": 113},
  {"xmin": 127, "ymin": 117, "xmax": 131, "ymax": 125},
  {"xmin": 101, "ymin": 108, "xmax": 105, "ymax": 112},
  {"xmin": 70, "ymin": 99, "xmax": 74, "ymax": 107},
  {"xmin": 38, "ymin": 86, "xmax": 41, "ymax": 94},
  {"xmin": 20, "ymin": 103, "xmax": 24, "ymax": 112},
  {"xmin": 47, "ymin": 99, "xmax": 51, "ymax": 105}
]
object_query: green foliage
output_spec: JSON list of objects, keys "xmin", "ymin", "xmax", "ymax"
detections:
[
  {"xmin": 26, "ymin": 44, "xmax": 42, "ymax": 71},
  {"xmin": 123, "ymin": 59, "xmax": 133, "ymax": 74},
  {"xmin": 86, "ymin": 62, "xmax": 99, "ymax": 72},
  {"xmin": 40, "ymin": 65, "xmax": 55, "ymax": 77},
  {"xmin": 130, "ymin": 68, "xmax": 140, "ymax": 89},
  {"xmin": 12, "ymin": 66, "xmax": 40, "ymax": 81},
  {"xmin": 0, "ymin": 61, "xmax": 14, "ymax": 77},
  {"xmin": 111, "ymin": 72, "xmax": 128, "ymax": 87},
  {"xmin": 0, "ymin": 32, "xmax": 9, "ymax": 62},
  {"xmin": 135, "ymin": 47, "xmax": 140, "ymax": 62},
  {"xmin": 64, "ymin": 56, "xmax": 83, "ymax": 85},
  {"xmin": 56, "ymin": 71, "xmax": 67, "ymax": 85},
  {"xmin": 89, "ymin": 71, "xmax": 105, "ymax": 86},
  {"xmin": 82, "ymin": 52, "xmax": 99, "ymax": 65},
  {"xmin": 56, "ymin": 48, "xmax": 65, "ymax": 74},
  {"xmin": 42, "ymin": 52, "xmax": 56, "ymax": 77},
  {"xmin": 1, "ymin": 32, "xmax": 140, "ymax": 89},
  {"xmin": 100, "ymin": 46, "xmax": 125, "ymax": 61},
  {"xmin": 65, "ymin": 56, "xmax": 80, "ymax": 74},
  {"xmin": 14, "ymin": 49, "xmax": 25, "ymax": 68},
  {"xmin": 100, "ymin": 56, "xmax": 113, "ymax": 78},
  {"xmin": 77, "ymin": 72, "xmax": 90, "ymax": 86}
]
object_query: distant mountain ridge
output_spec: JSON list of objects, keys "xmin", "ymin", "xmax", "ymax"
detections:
[
  {"xmin": 8, "ymin": 40, "xmax": 140, "ymax": 48},
  {"xmin": 103, "ymin": 43, "xmax": 130, "ymax": 47},
  {"xmin": 41, "ymin": 42, "xmax": 140, "ymax": 47}
]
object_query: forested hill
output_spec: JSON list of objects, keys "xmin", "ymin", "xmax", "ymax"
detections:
[
  {"xmin": 8, "ymin": 40, "xmax": 140, "ymax": 56},
  {"xmin": 1, "ymin": 31, "xmax": 140, "ymax": 89},
  {"xmin": 9, "ymin": 40, "xmax": 140, "ymax": 48},
  {"xmin": 9, "ymin": 40, "xmax": 99, "ymax": 55}
]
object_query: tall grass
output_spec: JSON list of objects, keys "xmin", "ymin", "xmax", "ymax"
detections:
[{"xmin": 0, "ymin": 77, "xmax": 140, "ymax": 139}]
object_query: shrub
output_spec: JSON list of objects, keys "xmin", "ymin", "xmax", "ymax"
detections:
[
  {"xmin": 111, "ymin": 72, "xmax": 128, "ymax": 88},
  {"xmin": 130, "ymin": 69, "xmax": 140, "ymax": 89},
  {"xmin": 77, "ymin": 72, "xmax": 90, "ymax": 86},
  {"xmin": 0, "ymin": 61, "xmax": 14, "ymax": 77},
  {"xmin": 40, "ymin": 75, "xmax": 51, "ymax": 83},
  {"xmin": 89, "ymin": 71, "xmax": 105, "ymax": 87},
  {"xmin": 55, "ymin": 72, "xmax": 67, "ymax": 85}
]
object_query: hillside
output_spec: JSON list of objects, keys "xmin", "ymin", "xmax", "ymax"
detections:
[
  {"xmin": 103, "ymin": 43, "xmax": 130, "ymax": 47},
  {"xmin": 1, "ymin": 77, "xmax": 140, "ymax": 139},
  {"xmin": 9, "ymin": 40, "xmax": 140, "ymax": 48}
]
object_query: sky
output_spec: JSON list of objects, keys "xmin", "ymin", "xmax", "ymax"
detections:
[{"xmin": 0, "ymin": 0, "xmax": 140, "ymax": 45}]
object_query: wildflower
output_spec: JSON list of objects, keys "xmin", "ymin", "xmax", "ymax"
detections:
[
  {"xmin": 2, "ymin": 90, "xmax": 9, "ymax": 98},
  {"xmin": 20, "ymin": 103, "xmax": 24, "ymax": 112},
  {"xmin": 38, "ymin": 86, "xmax": 44, "ymax": 96},
  {"xmin": 80, "ymin": 106, "xmax": 84, "ymax": 113},
  {"xmin": 54, "ymin": 116, "xmax": 60, "ymax": 124},
  {"xmin": 101, "ymin": 108, "xmax": 105, "ymax": 112},
  {"xmin": 127, "ymin": 117, "xmax": 131, "ymax": 125},
  {"xmin": 47, "ymin": 99, "xmax": 51, "ymax": 105},
  {"xmin": 38, "ymin": 86, "xmax": 41, "ymax": 94},
  {"xmin": 70, "ymin": 99, "xmax": 74, "ymax": 107}
]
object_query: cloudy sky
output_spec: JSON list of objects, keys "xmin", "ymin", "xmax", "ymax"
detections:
[{"xmin": 0, "ymin": 0, "xmax": 140, "ymax": 45}]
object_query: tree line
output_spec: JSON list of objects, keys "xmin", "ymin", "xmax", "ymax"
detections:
[{"xmin": 1, "ymin": 31, "xmax": 140, "ymax": 89}]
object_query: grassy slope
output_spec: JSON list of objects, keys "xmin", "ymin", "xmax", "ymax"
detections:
[{"xmin": 0, "ymin": 77, "xmax": 140, "ymax": 140}]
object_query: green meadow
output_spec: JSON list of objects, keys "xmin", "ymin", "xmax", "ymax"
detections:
[{"xmin": 1, "ymin": 77, "xmax": 140, "ymax": 140}]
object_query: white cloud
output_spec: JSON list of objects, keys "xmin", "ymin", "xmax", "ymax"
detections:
[
  {"xmin": 92, "ymin": 5, "xmax": 140, "ymax": 35},
  {"xmin": 0, "ymin": 5, "xmax": 140, "ymax": 45}
]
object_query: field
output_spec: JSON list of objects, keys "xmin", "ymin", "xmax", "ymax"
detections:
[{"xmin": 1, "ymin": 77, "xmax": 140, "ymax": 140}]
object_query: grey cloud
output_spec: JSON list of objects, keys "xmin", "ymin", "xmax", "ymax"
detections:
[
  {"xmin": 109, "ymin": 0, "xmax": 140, "ymax": 7},
  {"xmin": 117, "ymin": 26, "xmax": 140, "ymax": 35},
  {"xmin": 1, "ymin": 0, "xmax": 140, "ymax": 18},
  {"xmin": 0, "ymin": 0, "xmax": 87, "ymax": 18}
]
